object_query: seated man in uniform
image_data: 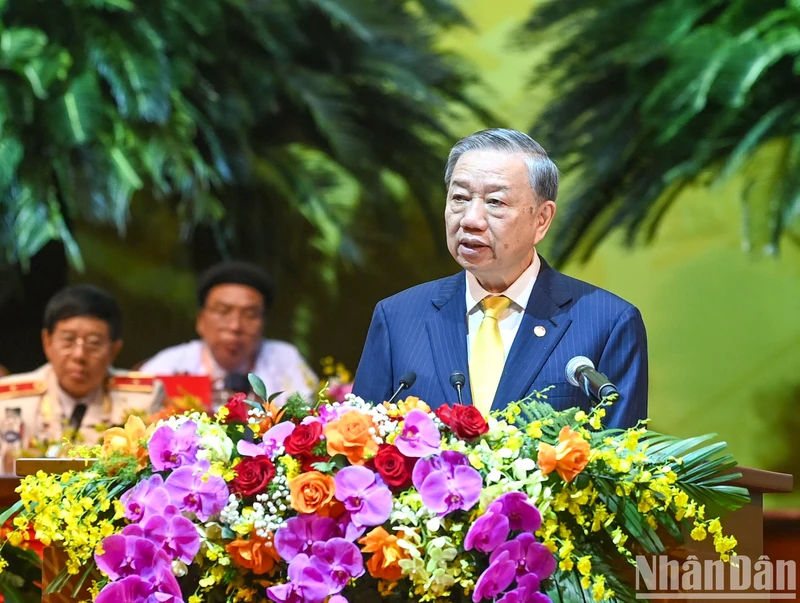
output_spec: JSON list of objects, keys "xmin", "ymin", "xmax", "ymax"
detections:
[
  {"xmin": 0, "ymin": 284, "xmax": 164, "ymax": 462},
  {"xmin": 140, "ymin": 261, "xmax": 317, "ymax": 409}
]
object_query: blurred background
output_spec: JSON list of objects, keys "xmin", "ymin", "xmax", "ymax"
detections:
[{"xmin": 0, "ymin": 0, "xmax": 797, "ymax": 526}]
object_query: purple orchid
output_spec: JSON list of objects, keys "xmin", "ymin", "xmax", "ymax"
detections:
[
  {"xmin": 328, "ymin": 597, "xmax": 349, "ymax": 603},
  {"xmin": 337, "ymin": 512, "xmax": 368, "ymax": 542},
  {"xmin": 94, "ymin": 535, "xmax": 171, "ymax": 581},
  {"xmin": 394, "ymin": 409, "xmax": 441, "ymax": 457},
  {"xmin": 317, "ymin": 404, "xmax": 355, "ymax": 425},
  {"xmin": 496, "ymin": 574, "xmax": 551, "ymax": 603},
  {"xmin": 119, "ymin": 475, "xmax": 170, "ymax": 523},
  {"xmin": 239, "ymin": 421, "xmax": 295, "ymax": 458},
  {"xmin": 411, "ymin": 450, "xmax": 471, "ymax": 488},
  {"xmin": 525, "ymin": 541, "xmax": 556, "ymax": 580},
  {"xmin": 489, "ymin": 534, "xmax": 555, "ymax": 581},
  {"xmin": 412, "ymin": 451, "xmax": 482, "ymax": 515},
  {"xmin": 163, "ymin": 460, "xmax": 229, "ymax": 521},
  {"xmin": 149, "ymin": 421, "xmax": 200, "ymax": 471},
  {"xmin": 334, "ymin": 466, "xmax": 392, "ymax": 528},
  {"xmin": 490, "ymin": 533, "xmax": 536, "ymax": 577},
  {"xmin": 267, "ymin": 554, "xmax": 331, "ymax": 603},
  {"xmin": 310, "ymin": 538, "xmax": 365, "ymax": 593},
  {"xmin": 122, "ymin": 508, "xmax": 200, "ymax": 564},
  {"xmin": 95, "ymin": 564, "xmax": 182, "ymax": 603},
  {"xmin": 472, "ymin": 551, "xmax": 517, "ymax": 602},
  {"xmin": 488, "ymin": 492, "xmax": 543, "ymax": 533},
  {"xmin": 274, "ymin": 514, "xmax": 343, "ymax": 561},
  {"xmin": 464, "ymin": 511, "xmax": 510, "ymax": 553}
]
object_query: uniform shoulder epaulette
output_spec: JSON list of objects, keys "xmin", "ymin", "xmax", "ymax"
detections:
[
  {"xmin": 0, "ymin": 380, "xmax": 47, "ymax": 400},
  {"xmin": 108, "ymin": 372, "xmax": 157, "ymax": 393}
]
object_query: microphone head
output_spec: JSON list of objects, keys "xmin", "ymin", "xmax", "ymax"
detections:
[
  {"xmin": 224, "ymin": 373, "xmax": 251, "ymax": 394},
  {"xmin": 399, "ymin": 371, "xmax": 417, "ymax": 388},
  {"xmin": 449, "ymin": 371, "xmax": 466, "ymax": 388},
  {"xmin": 565, "ymin": 356, "xmax": 594, "ymax": 387}
]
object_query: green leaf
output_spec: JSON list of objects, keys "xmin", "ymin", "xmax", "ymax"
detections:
[
  {"xmin": 248, "ymin": 374, "xmax": 268, "ymax": 400},
  {"xmin": 49, "ymin": 71, "xmax": 106, "ymax": 145},
  {"xmin": 0, "ymin": 500, "xmax": 24, "ymax": 525},
  {"xmin": 267, "ymin": 391, "xmax": 285, "ymax": 404},
  {"xmin": 0, "ymin": 28, "xmax": 47, "ymax": 63},
  {"xmin": 0, "ymin": 136, "xmax": 24, "ymax": 192}
]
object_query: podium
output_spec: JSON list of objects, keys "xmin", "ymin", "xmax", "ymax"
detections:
[{"xmin": 1, "ymin": 462, "xmax": 794, "ymax": 603}]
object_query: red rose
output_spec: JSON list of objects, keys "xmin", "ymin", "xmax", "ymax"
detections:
[
  {"xmin": 440, "ymin": 404, "xmax": 488, "ymax": 440},
  {"xmin": 284, "ymin": 422, "xmax": 323, "ymax": 456},
  {"xmin": 371, "ymin": 444, "xmax": 415, "ymax": 491},
  {"xmin": 231, "ymin": 455, "xmax": 276, "ymax": 497},
  {"xmin": 435, "ymin": 405, "xmax": 453, "ymax": 425},
  {"xmin": 223, "ymin": 393, "xmax": 250, "ymax": 424}
]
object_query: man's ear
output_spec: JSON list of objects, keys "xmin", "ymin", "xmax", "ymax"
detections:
[
  {"xmin": 110, "ymin": 339, "xmax": 124, "ymax": 362},
  {"xmin": 533, "ymin": 200, "xmax": 557, "ymax": 247}
]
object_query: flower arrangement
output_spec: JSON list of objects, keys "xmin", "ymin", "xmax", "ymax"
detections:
[{"xmin": 0, "ymin": 378, "xmax": 748, "ymax": 603}]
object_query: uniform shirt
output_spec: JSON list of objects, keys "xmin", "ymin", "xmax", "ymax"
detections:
[
  {"xmin": 139, "ymin": 339, "xmax": 318, "ymax": 407},
  {"xmin": 0, "ymin": 364, "xmax": 164, "ymax": 465}
]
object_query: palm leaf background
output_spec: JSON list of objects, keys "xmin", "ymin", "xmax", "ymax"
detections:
[
  {"xmin": 0, "ymin": 0, "xmax": 488, "ymax": 271},
  {"xmin": 518, "ymin": 0, "xmax": 800, "ymax": 265},
  {"xmin": 0, "ymin": 0, "xmax": 492, "ymax": 366}
]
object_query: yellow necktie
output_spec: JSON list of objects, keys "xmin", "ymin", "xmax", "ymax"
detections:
[{"xmin": 470, "ymin": 295, "xmax": 512, "ymax": 417}]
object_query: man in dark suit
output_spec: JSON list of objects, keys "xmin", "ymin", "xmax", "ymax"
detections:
[{"xmin": 352, "ymin": 129, "xmax": 647, "ymax": 429}]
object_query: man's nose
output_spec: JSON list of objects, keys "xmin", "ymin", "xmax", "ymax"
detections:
[
  {"xmin": 461, "ymin": 199, "xmax": 487, "ymax": 230},
  {"xmin": 226, "ymin": 313, "xmax": 244, "ymax": 332}
]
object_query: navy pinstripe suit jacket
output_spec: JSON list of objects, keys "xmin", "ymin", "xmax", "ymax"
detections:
[{"xmin": 352, "ymin": 259, "xmax": 648, "ymax": 429}]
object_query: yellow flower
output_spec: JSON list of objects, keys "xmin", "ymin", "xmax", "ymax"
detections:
[
  {"xmin": 691, "ymin": 525, "xmax": 707, "ymax": 541},
  {"xmin": 526, "ymin": 421, "xmax": 543, "ymax": 439},
  {"xmin": 591, "ymin": 575, "xmax": 607, "ymax": 601},
  {"xmin": 589, "ymin": 408, "xmax": 606, "ymax": 430}
]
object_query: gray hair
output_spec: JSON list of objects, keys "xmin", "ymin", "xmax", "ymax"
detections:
[{"xmin": 444, "ymin": 128, "xmax": 559, "ymax": 202}]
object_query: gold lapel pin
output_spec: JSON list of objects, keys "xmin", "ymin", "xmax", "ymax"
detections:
[{"xmin": 534, "ymin": 325, "xmax": 546, "ymax": 337}]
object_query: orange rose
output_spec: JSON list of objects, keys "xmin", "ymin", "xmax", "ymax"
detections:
[
  {"xmin": 289, "ymin": 471, "xmax": 336, "ymax": 514},
  {"xmin": 324, "ymin": 410, "xmax": 378, "ymax": 464},
  {"xmin": 102, "ymin": 415, "xmax": 154, "ymax": 468},
  {"xmin": 226, "ymin": 532, "xmax": 280, "ymax": 574},
  {"xmin": 537, "ymin": 426, "xmax": 591, "ymax": 483},
  {"xmin": 395, "ymin": 396, "xmax": 431, "ymax": 415},
  {"xmin": 359, "ymin": 527, "xmax": 410, "ymax": 582}
]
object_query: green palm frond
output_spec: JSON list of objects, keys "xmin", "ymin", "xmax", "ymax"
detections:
[
  {"xmin": 0, "ymin": 0, "xmax": 489, "ymax": 276},
  {"xmin": 519, "ymin": 0, "xmax": 800, "ymax": 264},
  {"xmin": 641, "ymin": 431, "xmax": 750, "ymax": 514}
]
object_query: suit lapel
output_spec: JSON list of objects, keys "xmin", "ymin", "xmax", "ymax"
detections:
[
  {"xmin": 426, "ymin": 274, "xmax": 473, "ymax": 406},
  {"xmin": 492, "ymin": 258, "xmax": 573, "ymax": 409}
]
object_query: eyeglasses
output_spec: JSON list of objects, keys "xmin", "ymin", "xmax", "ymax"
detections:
[
  {"xmin": 204, "ymin": 305, "xmax": 264, "ymax": 331},
  {"xmin": 52, "ymin": 333, "xmax": 111, "ymax": 356}
]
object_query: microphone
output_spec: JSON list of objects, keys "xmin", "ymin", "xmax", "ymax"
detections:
[
  {"xmin": 565, "ymin": 356, "xmax": 619, "ymax": 402},
  {"xmin": 224, "ymin": 373, "xmax": 251, "ymax": 394},
  {"xmin": 386, "ymin": 371, "xmax": 417, "ymax": 405},
  {"xmin": 449, "ymin": 372, "xmax": 465, "ymax": 405}
]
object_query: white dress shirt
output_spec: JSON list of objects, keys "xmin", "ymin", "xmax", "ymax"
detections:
[{"xmin": 465, "ymin": 253, "xmax": 541, "ymax": 361}]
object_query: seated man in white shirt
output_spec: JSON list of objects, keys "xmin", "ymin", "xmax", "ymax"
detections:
[{"xmin": 140, "ymin": 261, "xmax": 318, "ymax": 409}]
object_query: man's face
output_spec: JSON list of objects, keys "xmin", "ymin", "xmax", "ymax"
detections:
[
  {"xmin": 42, "ymin": 317, "xmax": 122, "ymax": 399},
  {"xmin": 445, "ymin": 150, "xmax": 556, "ymax": 292},
  {"xmin": 196, "ymin": 284, "xmax": 265, "ymax": 372}
]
